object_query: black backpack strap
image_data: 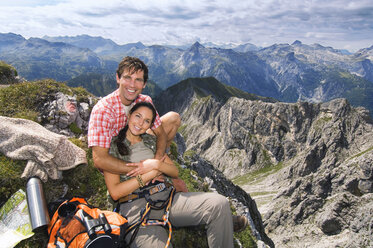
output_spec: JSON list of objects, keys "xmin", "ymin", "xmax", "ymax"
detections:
[
  {"xmin": 116, "ymin": 222, "xmax": 128, "ymax": 248},
  {"xmin": 124, "ymin": 188, "xmax": 176, "ymax": 248}
]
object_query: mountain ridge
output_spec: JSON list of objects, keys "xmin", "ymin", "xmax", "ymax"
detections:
[
  {"xmin": 154, "ymin": 77, "xmax": 276, "ymax": 116},
  {"xmin": 1, "ymin": 32, "xmax": 372, "ymax": 116}
]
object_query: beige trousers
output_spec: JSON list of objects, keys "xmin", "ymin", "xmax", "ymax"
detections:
[{"xmin": 120, "ymin": 191, "xmax": 234, "ymax": 248}]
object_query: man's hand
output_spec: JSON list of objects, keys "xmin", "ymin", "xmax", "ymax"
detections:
[
  {"xmin": 151, "ymin": 174, "xmax": 166, "ymax": 184},
  {"xmin": 126, "ymin": 160, "xmax": 155, "ymax": 177},
  {"xmin": 172, "ymin": 178, "xmax": 188, "ymax": 192},
  {"xmin": 126, "ymin": 156, "xmax": 166, "ymax": 177}
]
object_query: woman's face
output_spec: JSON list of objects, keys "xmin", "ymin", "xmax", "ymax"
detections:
[{"xmin": 128, "ymin": 106, "xmax": 154, "ymax": 136}]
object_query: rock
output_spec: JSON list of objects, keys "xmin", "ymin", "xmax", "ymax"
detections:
[
  {"xmin": 156, "ymin": 80, "xmax": 373, "ymax": 247},
  {"xmin": 177, "ymin": 143, "xmax": 274, "ymax": 248},
  {"xmin": 316, "ymin": 195, "xmax": 349, "ymax": 235},
  {"xmin": 0, "ymin": 61, "xmax": 20, "ymax": 84},
  {"xmin": 317, "ymin": 215, "xmax": 342, "ymax": 234},
  {"xmin": 257, "ymin": 240, "xmax": 269, "ymax": 248},
  {"xmin": 358, "ymin": 179, "xmax": 373, "ymax": 193},
  {"xmin": 38, "ymin": 91, "xmax": 95, "ymax": 136}
]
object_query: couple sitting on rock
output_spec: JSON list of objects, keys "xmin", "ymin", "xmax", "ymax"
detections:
[{"xmin": 88, "ymin": 56, "xmax": 248, "ymax": 248}]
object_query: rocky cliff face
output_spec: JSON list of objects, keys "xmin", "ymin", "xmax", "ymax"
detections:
[
  {"xmin": 156, "ymin": 78, "xmax": 373, "ymax": 247},
  {"xmin": 175, "ymin": 134, "xmax": 274, "ymax": 247}
]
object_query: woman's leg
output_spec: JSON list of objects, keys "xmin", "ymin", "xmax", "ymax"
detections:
[
  {"xmin": 127, "ymin": 225, "xmax": 172, "ymax": 248},
  {"xmin": 121, "ymin": 199, "xmax": 173, "ymax": 248},
  {"xmin": 169, "ymin": 192, "xmax": 234, "ymax": 248}
]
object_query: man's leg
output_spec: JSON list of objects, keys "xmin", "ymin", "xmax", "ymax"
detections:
[
  {"xmin": 169, "ymin": 192, "xmax": 234, "ymax": 248},
  {"xmin": 160, "ymin": 111, "xmax": 181, "ymax": 148}
]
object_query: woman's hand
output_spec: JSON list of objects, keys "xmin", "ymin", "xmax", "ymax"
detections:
[{"xmin": 126, "ymin": 157, "xmax": 164, "ymax": 177}]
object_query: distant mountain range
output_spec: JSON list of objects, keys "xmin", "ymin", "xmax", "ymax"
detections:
[{"xmin": 0, "ymin": 32, "xmax": 372, "ymax": 115}]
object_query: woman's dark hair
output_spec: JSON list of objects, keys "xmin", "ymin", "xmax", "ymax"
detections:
[{"xmin": 116, "ymin": 102, "xmax": 157, "ymax": 156}]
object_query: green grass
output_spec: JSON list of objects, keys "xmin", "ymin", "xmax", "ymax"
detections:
[
  {"xmin": 348, "ymin": 146, "xmax": 373, "ymax": 161},
  {"xmin": 313, "ymin": 116, "xmax": 333, "ymax": 132},
  {"xmin": 178, "ymin": 124, "xmax": 188, "ymax": 138},
  {"xmin": 0, "ymin": 79, "xmax": 93, "ymax": 121},
  {"xmin": 68, "ymin": 122, "xmax": 83, "ymax": 135},
  {"xmin": 0, "ymin": 156, "xmax": 27, "ymax": 206},
  {"xmin": 249, "ymin": 191, "xmax": 278, "ymax": 197},
  {"xmin": 0, "ymin": 61, "xmax": 18, "ymax": 82},
  {"xmin": 233, "ymin": 162, "xmax": 284, "ymax": 185},
  {"xmin": 234, "ymin": 228, "xmax": 257, "ymax": 248}
]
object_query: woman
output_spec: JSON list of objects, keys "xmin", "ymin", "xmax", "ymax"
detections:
[{"xmin": 104, "ymin": 102, "xmax": 234, "ymax": 248}]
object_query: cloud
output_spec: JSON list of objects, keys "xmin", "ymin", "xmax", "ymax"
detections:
[{"xmin": 0, "ymin": 0, "xmax": 372, "ymax": 51}]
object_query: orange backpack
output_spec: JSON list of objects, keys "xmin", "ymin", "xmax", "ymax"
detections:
[{"xmin": 47, "ymin": 197, "xmax": 127, "ymax": 248}]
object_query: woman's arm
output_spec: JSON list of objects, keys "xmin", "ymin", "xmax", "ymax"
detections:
[
  {"xmin": 104, "ymin": 169, "xmax": 159, "ymax": 201},
  {"xmin": 126, "ymin": 154, "xmax": 179, "ymax": 178}
]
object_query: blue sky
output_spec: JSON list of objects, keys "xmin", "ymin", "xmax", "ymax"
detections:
[{"xmin": 0, "ymin": 0, "xmax": 372, "ymax": 52}]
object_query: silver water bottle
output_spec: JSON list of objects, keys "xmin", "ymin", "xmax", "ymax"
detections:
[{"xmin": 26, "ymin": 177, "xmax": 50, "ymax": 230}]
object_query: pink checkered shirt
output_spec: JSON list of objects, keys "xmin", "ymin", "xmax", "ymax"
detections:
[{"xmin": 88, "ymin": 89, "xmax": 161, "ymax": 148}]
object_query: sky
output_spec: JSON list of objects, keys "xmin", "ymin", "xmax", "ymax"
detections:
[{"xmin": 0, "ymin": 0, "xmax": 372, "ymax": 52}]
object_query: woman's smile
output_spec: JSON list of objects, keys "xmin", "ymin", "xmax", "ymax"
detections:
[{"xmin": 127, "ymin": 106, "xmax": 154, "ymax": 141}]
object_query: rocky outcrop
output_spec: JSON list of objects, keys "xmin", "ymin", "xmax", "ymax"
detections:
[
  {"xmin": 37, "ymin": 92, "xmax": 95, "ymax": 137},
  {"xmin": 157, "ymin": 79, "xmax": 373, "ymax": 247},
  {"xmin": 174, "ymin": 132, "xmax": 274, "ymax": 247},
  {"xmin": 185, "ymin": 152, "xmax": 275, "ymax": 247},
  {"xmin": 0, "ymin": 61, "xmax": 22, "ymax": 84}
]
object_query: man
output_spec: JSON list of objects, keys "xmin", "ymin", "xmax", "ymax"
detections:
[{"xmin": 88, "ymin": 56, "xmax": 181, "ymax": 174}]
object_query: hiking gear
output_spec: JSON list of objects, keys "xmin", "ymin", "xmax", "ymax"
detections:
[
  {"xmin": 123, "ymin": 184, "xmax": 176, "ymax": 248},
  {"xmin": 233, "ymin": 215, "xmax": 249, "ymax": 233},
  {"xmin": 47, "ymin": 197, "xmax": 127, "ymax": 248},
  {"xmin": 118, "ymin": 182, "xmax": 171, "ymax": 203},
  {"xmin": 26, "ymin": 176, "xmax": 50, "ymax": 230}
]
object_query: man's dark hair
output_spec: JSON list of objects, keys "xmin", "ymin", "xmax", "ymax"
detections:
[{"xmin": 116, "ymin": 56, "xmax": 148, "ymax": 83}]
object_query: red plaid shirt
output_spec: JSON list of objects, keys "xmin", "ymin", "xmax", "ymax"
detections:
[{"xmin": 88, "ymin": 89, "xmax": 161, "ymax": 148}]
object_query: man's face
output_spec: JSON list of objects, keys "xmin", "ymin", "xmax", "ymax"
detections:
[{"xmin": 117, "ymin": 69, "xmax": 146, "ymax": 106}]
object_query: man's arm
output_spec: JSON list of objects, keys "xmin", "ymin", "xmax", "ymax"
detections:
[
  {"xmin": 152, "ymin": 124, "xmax": 168, "ymax": 160},
  {"xmin": 92, "ymin": 146, "xmax": 134, "ymax": 174}
]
